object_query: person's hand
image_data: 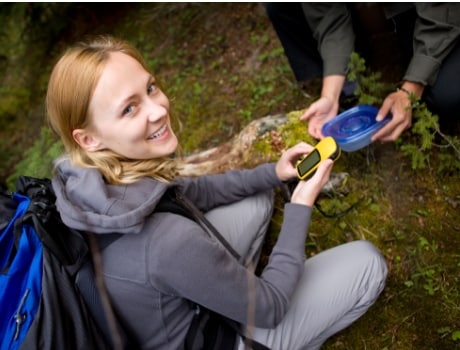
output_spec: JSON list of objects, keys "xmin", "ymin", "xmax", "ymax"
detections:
[
  {"xmin": 372, "ymin": 82, "xmax": 424, "ymax": 142},
  {"xmin": 300, "ymin": 97, "xmax": 339, "ymax": 139},
  {"xmin": 291, "ymin": 159, "xmax": 334, "ymax": 207},
  {"xmin": 300, "ymin": 75, "xmax": 345, "ymax": 140},
  {"xmin": 275, "ymin": 142, "xmax": 314, "ymax": 182},
  {"xmin": 371, "ymin": 90, "xmax": 412, "ymax": 142}
]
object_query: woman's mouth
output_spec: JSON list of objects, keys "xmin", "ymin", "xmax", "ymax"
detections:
[{"xmin": 147, "ymin": 124, "xmax": 168, "ymax": 140}]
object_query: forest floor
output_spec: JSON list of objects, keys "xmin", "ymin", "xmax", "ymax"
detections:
[{"xmin": 1, "ymin": 3, "xmax": 460, "ymax": 349}]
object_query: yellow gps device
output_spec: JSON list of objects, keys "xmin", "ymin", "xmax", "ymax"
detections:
[{"xmin": 296, "ymin": 136, "xmax": 341, "ymax": 180}]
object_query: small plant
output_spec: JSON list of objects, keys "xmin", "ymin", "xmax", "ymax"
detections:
[
  {"xmin": 347, "ymin": 52, "xmax": 391, "ymax": 107},
  {"xmin": 401, "ymin": 97, "xmax": 460, "ymax": 171},
  {"xmin": 347, "ymin": 52, "xmax": 460, "ymax": 172}
]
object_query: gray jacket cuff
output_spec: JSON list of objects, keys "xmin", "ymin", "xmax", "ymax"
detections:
[
  {"xmin": 403, "ymin": 54, "xmax": 441, "ymax": 86},
  {"xmin": 323, "ymin": 54, "xmax": 350, "ymax": 77}
]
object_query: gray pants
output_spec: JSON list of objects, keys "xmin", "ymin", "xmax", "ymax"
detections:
[{"xmin": 206, "ymin": 191, "xmax": 388, "ymax": 350}]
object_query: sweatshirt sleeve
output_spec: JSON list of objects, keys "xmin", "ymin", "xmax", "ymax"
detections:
[
  {"xmin": 151, "ymin": 202, "xmax": 312, "ymax": 328},
  {"xmin": 178, "ymin": 163, "xmax": 284, "ymax": 212},
  {"xmin": 404, "ymin": 3, "xmax": 460, "ymax": 85}
]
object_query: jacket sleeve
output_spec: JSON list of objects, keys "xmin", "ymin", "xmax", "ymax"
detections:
[
  {"xmin": 301, "ymin": 3, "xmax": 355, "ymax": 76},
  {"xmin": 177, "ymin": 163, "xmax": 284, "ymax": 212},
  {"xmin": 404, "ymin": 3, "xmax": 460, "ymax": 85}
]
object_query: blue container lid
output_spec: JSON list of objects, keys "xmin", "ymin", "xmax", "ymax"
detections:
[{"xmin": 322, "ymin": 105, "xmax": 390, "ymax": 152}]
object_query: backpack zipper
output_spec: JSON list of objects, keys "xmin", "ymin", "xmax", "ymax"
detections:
[{"xmin": 13, "ymin": 288, "xmax": 30, "ymax": 340}]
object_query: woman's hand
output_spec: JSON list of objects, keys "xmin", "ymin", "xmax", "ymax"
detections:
[
  {"xmin": 291, "ymin": 159, "xmax": 334, "ymax": 207},
  {"xmin": 275, "ymin": 142, "xmax": 334, "ymax": 207},
  {"xmin": 275, "ymin": 142, "xmax": 314, "ymax": 182}
]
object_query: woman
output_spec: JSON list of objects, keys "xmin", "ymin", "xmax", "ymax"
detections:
[{"xmin": 46, "ymin": 35, "xmax": 387, "ymax": 349}]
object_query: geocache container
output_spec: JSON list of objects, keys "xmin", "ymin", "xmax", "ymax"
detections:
[{"xmin": 322, "ymin": 105, "xmax": 391, "ymax": 152}]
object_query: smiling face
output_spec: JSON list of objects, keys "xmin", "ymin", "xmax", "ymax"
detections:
[{"xmin": 73, "ymin": 51, "xmax": 178, "ymax": 160}]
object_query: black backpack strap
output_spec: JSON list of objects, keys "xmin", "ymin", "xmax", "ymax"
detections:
[
  {"xmin": 76, "ymin": 234, "xmax": 133, "ymax": 350},
  {"xmin": 156, "ymin": 187, "xmax": 196, "ymax": 221},
  {"xmin": 164, "ymin": 187, "xmax": 241, "ymax": 261}
]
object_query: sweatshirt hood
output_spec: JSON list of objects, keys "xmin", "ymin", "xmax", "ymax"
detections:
[{"xmin": 51, "ymin": 158, "xmax": 170, "ymax": 234}]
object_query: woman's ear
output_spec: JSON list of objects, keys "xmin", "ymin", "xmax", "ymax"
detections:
[{"xmin": 72, "ymin": 128, "xmax": 104, "ymax": 152}]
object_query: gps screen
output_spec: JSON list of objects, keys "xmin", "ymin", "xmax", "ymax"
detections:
[{"xmin": 298, "ymin": 150, "xmax": 320, "ymax": 176}]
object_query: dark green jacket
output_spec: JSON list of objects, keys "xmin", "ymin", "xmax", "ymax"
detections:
[{"xmin": 301, "ymin": 3, "xmax": 460, "ymax": 85}]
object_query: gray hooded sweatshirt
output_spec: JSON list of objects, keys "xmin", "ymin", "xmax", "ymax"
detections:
[{"xmin": 52, "ymin": 158, "xmax": 313, "ymax": 349}]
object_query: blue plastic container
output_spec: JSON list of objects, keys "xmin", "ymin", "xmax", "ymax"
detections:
[{"xmin": 322, "ymin": 105, "xmax": 390, "ymax": 152}]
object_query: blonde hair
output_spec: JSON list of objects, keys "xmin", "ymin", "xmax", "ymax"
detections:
[{"xmin": 46, "ymin": 35, "xmax": 180, "ymax": 184}]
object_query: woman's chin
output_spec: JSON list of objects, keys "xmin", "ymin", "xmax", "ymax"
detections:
[{"xmin": 161, "ymin": 136, "xmax": 179, "ymax": 157}]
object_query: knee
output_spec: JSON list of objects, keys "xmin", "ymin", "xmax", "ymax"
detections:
[
  {"xmin": 254, "ymin": 190, "xmax": 275, "ymax": 221},
  {"xmin": 354, "ymin": 240, "xmax": 387, "ymax": 266},
  {"xmin": 350, "ymin": 240, "xmax": 388, "ymax": 287}
]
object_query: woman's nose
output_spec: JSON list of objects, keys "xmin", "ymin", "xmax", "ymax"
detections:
[{"xmin": 146, "ymin": 101, "xmax": 167, "ymax": 123}]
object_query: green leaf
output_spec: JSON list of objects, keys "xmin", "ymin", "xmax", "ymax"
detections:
[{"xmin": 452, "ymin": 330, "xmax": 460, "ymax": 341}]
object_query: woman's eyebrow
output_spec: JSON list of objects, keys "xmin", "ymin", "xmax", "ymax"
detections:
[
  {"xmin": 115, "ymin": 92, "xmax": 137, "ymax": 113},
  {"xmin": 147, "ymin": 74, "xmax": 155, "ymax": 86},
  {"xmin": 115, "ymin": 74, "xmax": 153, "ymax": 112}
]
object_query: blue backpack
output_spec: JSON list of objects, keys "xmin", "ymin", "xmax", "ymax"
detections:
[
  {"xmin": 0, "ymin": 176, "xmax": 269, "ymax": 350},
  {"xmin": 0, "ymin": 189, "xmax": 39, "ymax": 349},
  {"xmin": 0, "ymin": 176, "xmax": 129, "ymax": 350}
]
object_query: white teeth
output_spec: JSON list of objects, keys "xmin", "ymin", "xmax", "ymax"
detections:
[{"xmin": 148, "ymin": 125, "xmax": 167, "ymax": 139}]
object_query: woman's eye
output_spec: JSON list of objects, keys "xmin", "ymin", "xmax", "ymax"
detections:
[
  {"xmin": 122, "ymin": 105, "xmax": 133, "ymax": 116},
  {"xmin": 147, "ymin": 83, "xmax": 156, "ymax": 94}
]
